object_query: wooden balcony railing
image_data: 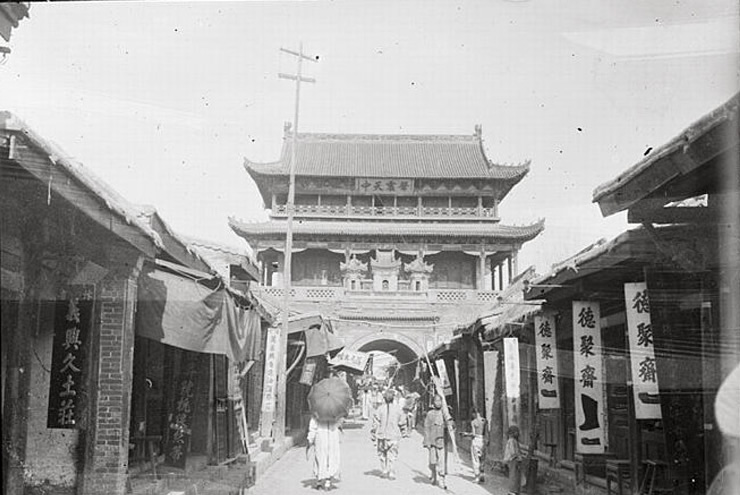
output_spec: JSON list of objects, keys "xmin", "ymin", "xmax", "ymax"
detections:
[
  {"xmin": 255, "ymin": 285, "xmax": 498, "ymax": 304},
  {"xmin": 271, "ymin": 204, "xmax": 498, "ymax": 219}
]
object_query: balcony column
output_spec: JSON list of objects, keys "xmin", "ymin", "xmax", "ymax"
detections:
[
  {"xmin": 417, "ymin": 196, "xmax": 422, "ymax": 217},
  {"xmin": 477, "ymin": 196, "xmax": 483, "ymax": 216},
  {"xmin": 511, "ymin": 249, "xmax": 519, "ymax": 279},
  {"xmin": 507, "ymin": 256, "xmax": 513, "ymax": 283},
  {"xmin": 478, "ymin": 251, "xmax": 487, "ymax": 290}
]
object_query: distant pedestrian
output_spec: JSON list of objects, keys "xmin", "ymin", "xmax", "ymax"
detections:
[
  {"xmin": 371, "ymin": 389, "xmax": 406, "ymax": 479},
  {"xmin": 423, "ymin": 395, "xmax": 454, "ymax": 489},
  {"xmin": 502, "ymin": 425, "xmax": 523, "ymax": 495},
  {"xmin": 307, "ymin": 415, "xmax": 342, "ymax": 490},
  {"xmin": 462, "ymin": 408, "xmax": 487, "ymax": 483}
]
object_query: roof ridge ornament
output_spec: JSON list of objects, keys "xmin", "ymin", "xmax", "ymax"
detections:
[
  {"xmin": 404, "ymin": 254, "xmax": 434, "ymax": 274},
  {"xmin": 340, "ymin": 254, "xmax": 368, "ymax": 275}
]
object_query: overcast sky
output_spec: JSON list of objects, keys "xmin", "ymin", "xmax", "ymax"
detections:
[{"xmin": 1, "ymin": 0, "xmax": 737, "ymax": 273}]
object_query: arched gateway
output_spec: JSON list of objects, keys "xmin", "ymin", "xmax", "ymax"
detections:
[{"xmin": 230, "ymin": 125, "xmax": 544, "ymax": 426}]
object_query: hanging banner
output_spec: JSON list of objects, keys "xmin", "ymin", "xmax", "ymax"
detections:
[
  {"xmin": 47, "ymin": 287, "xmax": 94, "ymax": 429},
  {"xmin": 534, "ymin": 313, "xmax": 561, "ymax": 409},
  {"xmin": 503, "ymin": 337, "xmax": 520, "ymax": 427},
  {"xmin": 329, "ymin": 349, "xmax": 370, "ymax": 373},
  {"xmin": 260, "ymin": 326, "xmax": 281, "ymax": 413},
  {"xmin": 165, "ymin": 352, "xmax": 198, "ymax": 468},
  {"xmin": 624, "ymin": 283, "xmax": 662, "ymax": 419},
  {"xmin": 573, "ymin": 301, "xmax": 605, "ymax": 453},
  {"xmin": 503, "ymin": 338, "xmax": 520, "ymax": 398},
  {"xmin": 435, "ymin": 359, "xmax": 453, "ymax": 396},
  {"xmin": 483, "ymin": 350, "xmax": 499, "ymax": 421}
]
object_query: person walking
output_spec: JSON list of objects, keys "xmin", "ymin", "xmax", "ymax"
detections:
[
  {"xmin": 371, "ymin": 388, "xmax": 406, "ymax": 479},
  {"xmin": 307, "ymin": 414, "xmax": 342, "ymax": 490},
  {"xmin": 423, "ymin": 394, "xmax": 455, "ymax": 489},
  {"xmin": 462, "ymin": 408, "xmax": 487, "ymax": 483},
  {"xmin": 502, "ymin": 425, "xmax": 523, "ymax": 495}
]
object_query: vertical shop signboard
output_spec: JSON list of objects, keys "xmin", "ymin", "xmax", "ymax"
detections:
[
  {"xmin": 534, "ymin": 313, "xmax": 561, "ymax": 409},
  {"xmin": 624, "ymin": 282, "xmax": 662, "ymax": 419},
  {"xmin": 572, "ymin": 301, "xmax": 605, "ymax": 453},
  {"xmin": 299, "ymin": 357, "xmax": 318, "ymax": 386},
  {"xmin": 483, "ymin": 349, "xmax": 499, "ymax": 421},
  {"xmin": 48, "ymin": 287, "xmax": 94, "ymax": 429},
  {"xmin": 166, "ymin": 353, "xmax": 197, "ymax": 468},
  {"xmin": 503, "ymin": 337, "xmax": 520, "ymax": 426},
  {"xmin": 260, "ymin": 326, "xmax": 280, "ymax": 413},
  {"xmin": 435, "ymin": 359, "xmax": 453, "ymax": 397}
]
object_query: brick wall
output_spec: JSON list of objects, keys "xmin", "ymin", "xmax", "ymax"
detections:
[{"xmin": 79, "ymin": 257, "xmax": 140, "ymax": 495}]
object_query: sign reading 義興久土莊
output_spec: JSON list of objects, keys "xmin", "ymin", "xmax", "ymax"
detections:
[
  {"xmin": 47, "ymin": 286, "xmax": 94, "ymax": 429},
  {"xmin": 534, "ymin": 313, "xmax": 560, "ymax": 409},
  {"xmin": 573, "ymin": 301, "xmax": 605, "ymax": 454}
]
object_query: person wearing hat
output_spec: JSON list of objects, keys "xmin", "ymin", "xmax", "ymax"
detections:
[
  {"xmin": 371, "ymin": 388, "xmax": 406, "ymax": 479},
  {"xmin": 423, "ymin": 394, "xmax": 455, "ymax": 489}
]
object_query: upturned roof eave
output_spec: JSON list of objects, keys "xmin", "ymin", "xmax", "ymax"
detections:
[
  {"xmin": 228, "ymin": 217, "xmax": 545, "ymax": 243},
  {"xmin": 592, "ymin": 92, "xmax": 739, "ymax": 216}
]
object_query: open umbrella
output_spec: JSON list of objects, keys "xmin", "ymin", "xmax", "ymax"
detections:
[{"xmin": 308, "ymin": 377, "xmax": 352, "ymax": 422}]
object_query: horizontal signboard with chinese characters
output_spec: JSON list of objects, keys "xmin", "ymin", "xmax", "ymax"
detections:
[
  {"xmin": 355, "ymin": 178, "xmax": 414, "ymax": 194},
  {"xmin": 329, "ymin": 349, "xmax": 370, "ymax": 373}
]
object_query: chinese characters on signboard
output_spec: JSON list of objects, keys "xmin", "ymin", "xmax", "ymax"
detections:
[
  {"xmin": 299, "ymin": 358, "xmax": 318, "ymax": 386},
  {"xmin": 624, "ymin": 282, "xmax": 662, "ymax": 419},
  {"xmin": 534, "ymin": 313, "xmax": 560, "ymax": 409},
  {"xmin": 329, "ymin": 349, "xmax": 370, "ymax": 373},
  {"xmin": 166, "ymin": 363, "xmax": 195, "ymax": 467},
  {"xmin": 354, "ymin": 178, "xmax": 414, "ymax": 194},
  {"xmin": 572, "ymin": 301, "xmax": 605, "ymax": 453},
  {"xmin": 260, "ymin": 326, "xmax": 281, "ymax": 413},
  {"xmin": 503, "ymin": 337, "xmax": 520, "ymax": 426},
  {"xmin": 435, "ymin": 359, "xmax": 453, "ymax": 397},
  {"xmin": 47, "ymin": 287, "xmax": 93, "ymax": 429}
]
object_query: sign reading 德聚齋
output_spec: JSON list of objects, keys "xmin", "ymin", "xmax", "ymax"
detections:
[
  {"xmin": 573, "ymin": 301, "xmax": 605, "ymax": 454},
  {"xmin": 534, "ymin": 313, "xmax": 560, "ymax": 409},
  {"xmin": 624, "ymin": 282, "xmax": 662, "ymax": 419}
]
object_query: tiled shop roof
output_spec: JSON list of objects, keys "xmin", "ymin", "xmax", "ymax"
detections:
[
  {"xmin": 593, "ymin": 92, "xmax": 739, "ymax": 216},
  {"xmin": 229, "ymin": 218, "xmax": 544, "ymax": 241},
  {"xmin": 245, "ymin": 128, "xmax": 530, "ymax": 180}
]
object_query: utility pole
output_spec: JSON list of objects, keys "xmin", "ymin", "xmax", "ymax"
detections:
[{"xmin": 273, "ymin": 43, "xmax": 317, "ymax": 443}]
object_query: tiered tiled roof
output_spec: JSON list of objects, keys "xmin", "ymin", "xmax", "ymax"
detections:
[
  {"xmin": 245, "ymin": 128, "xmax": 530, "ymax": 180},
  {"xmin": 229, "ymin": 217, "xmax": 544, "ymax": 242}
]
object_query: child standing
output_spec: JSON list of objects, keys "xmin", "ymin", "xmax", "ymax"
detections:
[
  {"xmin": 463, "ymin": 409, "xmax": 487, "ymax": 483},
  {"xmin": 502, "ymin": 425, "xmax": 523, "ymax": 495}
]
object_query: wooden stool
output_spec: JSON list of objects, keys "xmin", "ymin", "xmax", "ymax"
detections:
[
  {"xmin": 606, "ymin": 459, "xmax": 630, "ymax": 495},
  {"xmin": 639, "ymin": 460, "xmax": 670, "ymax": 494},
  {"xmin": 544, "ymin": 443, "xmax": 558, "ymax": 467}
]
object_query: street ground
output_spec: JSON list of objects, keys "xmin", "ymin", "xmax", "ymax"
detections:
[{"xmin": 251, "ymin": 417, "xmax": 512, "ymax": 495}]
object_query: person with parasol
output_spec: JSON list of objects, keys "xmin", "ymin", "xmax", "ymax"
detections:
[{"xmin": 306, "ymin": 377, "xmax": 352, "ymax": 490}]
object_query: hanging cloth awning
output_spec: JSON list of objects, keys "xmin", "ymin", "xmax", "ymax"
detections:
[
  {"xmin": 136, "ymin": 268, "xmax": 262, "ymax": 362},
  {"xmin": 285, "ymin": 313, "xmax": 344, "ymax": 357}
]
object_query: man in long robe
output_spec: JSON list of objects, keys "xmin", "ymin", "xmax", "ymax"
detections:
[{"xmin": 307, "ymin": 415, "xmax": 342, "ymax": 490}]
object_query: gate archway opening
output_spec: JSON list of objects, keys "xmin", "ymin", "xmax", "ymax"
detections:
[{"xmin": 357, "ymin": 338, "xmax": 420, "ymax": 389}]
